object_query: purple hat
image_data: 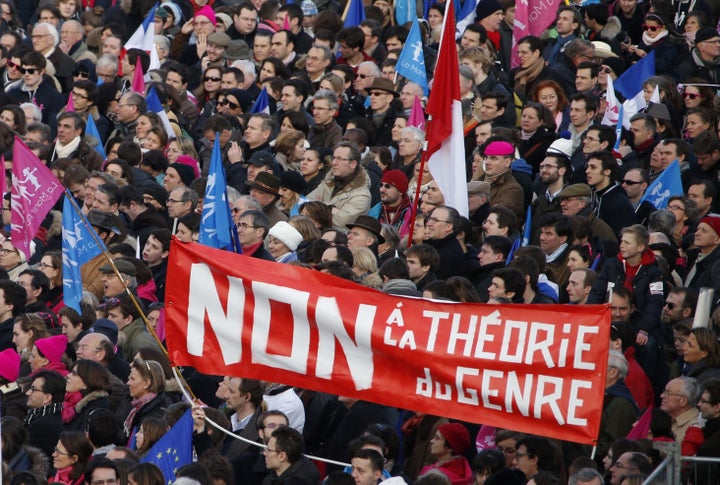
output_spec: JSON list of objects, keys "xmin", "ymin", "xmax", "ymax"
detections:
[
  {"xmin": 483, "ymin": 141, "xmax": 514, "ymax": 156},
  {"xmin": 195, "ymin": 5, "xmax": 216, "ymax": 26},
  {"xmin": 35, "ymin": 334, "xmax": 68, "ymax": 364},
  {"xmin": 0, "ymin": 348, "xmax": 20, "ymax": 381}
]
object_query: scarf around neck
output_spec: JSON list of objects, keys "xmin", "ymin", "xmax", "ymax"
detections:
[{"xmin": 123, "ymin": 392, "xmax": 158, "ymax": 437}]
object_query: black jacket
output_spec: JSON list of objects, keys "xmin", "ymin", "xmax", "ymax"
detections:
[
  {"xmin": 262, "ymin": 457, "xmax": 320, "ymax": 485},
  {"xmin": 588, "ymin": 251, "xmax": 665, "ymax": 336},
  {"xmin": 425, "ymin": 233, "xmax": 478, "ymax": 280},
  {"xmin": 592, "ymin": 183, "xmax": 636, "ymax": 238},
  {"xmin": 685, "ymin": 246, "xmax": 720, "ymax": 310}
]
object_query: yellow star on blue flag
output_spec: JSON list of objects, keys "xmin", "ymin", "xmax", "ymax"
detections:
[{"xmin": 141, "ymin": 409, "xmax": 193, "ymax": 483}]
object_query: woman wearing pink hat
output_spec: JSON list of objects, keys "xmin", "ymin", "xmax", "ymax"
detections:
[
  {"xmin": 0, "ymin": 348, "xmax": 25, "ymax": 420},
  {"xmin": 29, "ymin": 334, "xmax": 68, "ymax": 376},
  {"xmin": 420, "ymin": 423, "xmax": 473, "ymax": 485}
]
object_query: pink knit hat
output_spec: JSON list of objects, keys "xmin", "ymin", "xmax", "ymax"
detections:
[
  {"xmin": 35, "ymin": 334, "xmax": 68, "ymax": 364},
  {"xmin": 195, "ymin": 5, "xmax": 217, "ymax": 26},
  {"xmin": 175, "ymin": 155, "xmax": 201, "ymax": 179},
  {"xmin": 0, "ymin": 348, "xmax": 20, "ymax": 381}
]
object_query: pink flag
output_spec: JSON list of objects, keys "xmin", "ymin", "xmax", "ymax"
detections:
[
  {"xmin": 11, "ymin": 137, "xmax": 63, "ymax": 259},
  {"xmin": 425, "ymin": 0, "xmax": 467, "ymax": 216},
  {"xmin": 512, "ymin": 0, "xmax": 563, "ymax": 68},
  {"xmin": 131, "ymin": 57, "xmax": 145, "ymax": 94},
  {"xmin": 282, "ymin": 14, "xmax": 291, "ymax": 31},
  {"xmin": 408, "ymin": 95, "xmax": 425, "ymax": 130},
  {"xmin": 627, "ymin": 406, "xmax": 653, "ymax": 440},
  {"xmin": 65, "ymin": 92, "xmax": 75, "ymax": 112}
]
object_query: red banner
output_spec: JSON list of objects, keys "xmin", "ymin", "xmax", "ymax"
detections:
[{"xmin": 165, "ymin": 240, "xmax": 611, "ymax": 445}]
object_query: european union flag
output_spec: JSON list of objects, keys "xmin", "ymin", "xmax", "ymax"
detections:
[
  {"xmin": 85, "ymin": 116, "xmax": 106, "ymax": 160},
  {"xmin": 396, "ymin": 19, "xmax": 428, "ymax": 95},
  {"xmin": 140, "ymin": 409, "xmax": 193, "ymax": 484},
  {"xmin": 62, "ymin": 192, "xmax": 106, "ymax": 312},
  {"xmin": 250, "ymin": 87, "xmax": 270, "ymax": 114},
  {"xmin": 614, "ymin": 51, "xmax": 655, "ymax": 99},
  {"xmin": 199, "ymin": 134, "xmax": 234, "ymax": 250},
  {"xmin": 343, "ymin": 0, "xmax": 365, "ymax": 27},
  {"xmin": 639, "ymin": 160, "xmax": 683, "ymax": 209}
]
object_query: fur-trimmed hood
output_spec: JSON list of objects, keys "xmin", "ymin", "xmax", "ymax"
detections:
[
  {"xmin": 75, "ymin": 390, "xmax": 109, "ymax": 414},
  {"xmin": 8, "ymin": 445, "xmax": 50, "ymax": 479},
  {"xmin": 601, "ymin": 16, "xmax": 623, "ymax": 40}
]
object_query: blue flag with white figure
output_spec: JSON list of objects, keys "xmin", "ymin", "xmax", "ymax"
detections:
[
  {"xmin": 140, "ymin": 409, "xmax": 193, "ymax": 484},
  {"xmin": 396, "ymin": 19, "xmax": 428, "ymax": 94},
  {"xmin": 62, "ymin": 193, "xmax": 106, "ymax": 312},
  {"xmin": 250, "ymin": 87, "xmax": 271, "ymax": 114},
  {"xmin": 396, "ymin": 0, "xmax": 417, "ymax": 25},
  {"xmin": 199, "ymin": 134, "xmax": 234, "ymax": 250},
  {"xmin": 638, "ymin": 160, "xmax": 683, "ymax": 209}
]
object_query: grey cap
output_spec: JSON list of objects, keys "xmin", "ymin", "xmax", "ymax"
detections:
[{"xmin": 225, "ymin": 39, "xmax": 251, "ymax": 60}]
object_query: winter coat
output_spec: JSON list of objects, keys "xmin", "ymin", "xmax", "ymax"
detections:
[
  {"xmin": 262, "ymin": 457, "xmax": 321, "ymax": 485},
  {"xmin": 308, "ymin": 168, "xmax": 372, "ymax": 228},
  {"xmin": 591, "ymin": 183, "xmax": 636, "ymax": 238},
  {"xmin": 588, "ymin": 250, "xmax": 665, "ymax": 336},
  {"xmin": 64, "ymin": 391, "xmax": 110, "ymax": 432}
]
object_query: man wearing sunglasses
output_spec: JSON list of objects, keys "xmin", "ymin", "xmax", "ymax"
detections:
[{"xmin": 6, "ymin": 51, "xmax": 63, "ymax": 136}]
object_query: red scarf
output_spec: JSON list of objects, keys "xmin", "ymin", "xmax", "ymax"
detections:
[{"xmin": 487, "ymin": 31, "xmax": 501, "ymax": 51}]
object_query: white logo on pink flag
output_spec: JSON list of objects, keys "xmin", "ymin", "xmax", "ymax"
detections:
[{"xmin": 11, "ymin": 137, "xmax": 62, "ymax": 258}]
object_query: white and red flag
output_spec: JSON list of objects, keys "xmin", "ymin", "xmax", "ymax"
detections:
[
  {"xmin": 425, "ymin": 0, "xmax": 468, "ymax": 217},
  {"xmin": 11, "ymin": 137, "xmax": 63, "ymax": 258}
]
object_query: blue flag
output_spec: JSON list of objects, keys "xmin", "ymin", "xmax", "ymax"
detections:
[
  {"xmin": 614, "ymin": 51, "xmax": 655, "ymax": 98},
  {"xmin": 396, "ymin": 20, "xmax": 428, "ymax": 95},
  {"xmin": 146, "ymin": 87, "xmax": 176, "ymax": 140},
  {"xmin": 199, "ymin": 134, "xmax": 234, "ymax": 250},
  {"xmin": 638, "ymin": 160, "xmax": 683, "ymax": 209},
  {"xmin": 521, "ymin": 206, "xmax": 532, "ymax": 247},
  {"xmin": 250, "ymin": 87, "xmax": 270, "ymax": 114},
  {"xmin": 395, "ymin": 0, "xmax": 417, "ymax": 25},
  {"xmin": 85, "ymin": 116, "xmax": 106, "ymax": 160},
  {"xmin": 343, "ymin": 0, "xmax": 365, "ymax": 27},
  {"xmin": 614, "ymin": 104, "xmax": 623, "ymax": 151},
  {"xmin": 140, "ymin": 409, "xmax": 193, "ymax": 484},
  {"xmin": 62, "ymin": 193, "xmax": 106, "ymax": 312}
]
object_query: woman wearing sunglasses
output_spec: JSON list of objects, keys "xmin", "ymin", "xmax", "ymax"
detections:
[
  {"xmin": 628, "ymin": 13, "xmax": 683, "ymax": 77},
  {"xmin": 681, "ymin": 78, "xmax": 715, "ymax": 112}
]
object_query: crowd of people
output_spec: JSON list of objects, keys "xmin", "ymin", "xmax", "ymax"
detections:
[{"xmin": 2, "ymin": 0, "xmax": 720, "ymax": 484}]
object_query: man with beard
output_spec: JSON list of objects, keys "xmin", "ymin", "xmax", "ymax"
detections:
[{"xmin": 368, "ymin": 170, "xmax": 412, "ymax": 239}]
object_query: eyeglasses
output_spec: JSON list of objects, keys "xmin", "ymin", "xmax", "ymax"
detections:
[
  {"xmin": 514, "ymin": 452, "xmax": 531, "ymax": 459},
  {"xmin": 91, "ymin": 480, "xmax": 119, "ymax": 485},
  {"xmin": 664, "ymin": 301, "xmax": 678, "ymax": 310},
  {"xmin": 19, "ymin": 67, "xmax": 38, "ymax": 74},
  {"xmin": 53, "ymin": 447, "xmax": 70, "ymax": 455},
  {"xmin": 73, "ymin": 69, "xmax": 89, "ymax": 78},
  {"xmin": 684, "ymin": 92, "xmax": 700, "ymax": 99},
  {"xmin": 667, "ymin": 204, "xmax": 685, "ymax": 212},
  {"xmin": 539, "ymin": 163, "xmax": 558, "ymax": 170},
  {"xmin": 6, "ymin": 61, "xmax": 18, "ymax": 69},
  {"xmin": 599, "ymin": 66, "xmax": 613, "ymax": 74},
  {"xmin": 357, "ymin": 73, "xmax": 371, "ymax": 79},
  {"xmin": 332, "ymin": 156, "xmax": 353, "ymax": 162},
  {"xmin": 238, "ymin": 222, "xmax": 258, "ymax": 229},
  {"xmin": 76, "ymin": 344, "xmax": 101, "ymax": 352},
  {"xmin": 71, "ymin": 90, "xmax": 88, "ymax": 99},
  {"xmin": 28, "ymin": 386, "xmax": 44, "ymax": 393},
  {"xmin": 166, "ymin": 198, "xmax": 185, "ymax": 204},
  {"xmin": 700, "ymin": 39, "xmax": 720, "ymax": 44},
  {"xmin": 219, "ymin": 99, "xmax": 239, "ymax": 109},
  {"xmin": 0, "ymin": 248, "xmax": 17, "ymax": 255},
  {"xmin": 39, "ymin": 262, "xmax": 57, "ymax": 269},
  {"xmin": 427, "ymin": 216, "xmax": 450, "ymax": 224},
  {"xmin": 621, "ymin": 179, "xmax": 643, "ymax": 185},
  {"xmin": 497, "ymin": 447, "xmax": 516, "ymax": 455},
  {"xmin": 31, "ymin": 34, "xmax": 52, "ymax": 40},
  {"xmin": 642, "ymin": 24, "xmax": 661, "ymax": 32},
  {"xmin": 701, "ymin": 399, "xmax": 715, "ymax": 404},
  {"xmin": 263, "ymin": 447, "xmax": 282, "ymax": 454},
  {"xmin": 204, "ymin": 76, "xmax": 221, "ymax": 82},
  {"xmin": 369, "ymin": 91, "xmax": 387, "ymax": 97},
  {"xmin": 661, "ymin": 388, "xmax": 685, "ymax": 398},
  {"xmin": 312, "ymin": 106, "xmax": 332, "ymax": 111}
]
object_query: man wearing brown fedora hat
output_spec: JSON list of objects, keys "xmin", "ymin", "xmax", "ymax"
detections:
[
  {"xmin": 249, "ymin": 171, "xmax": 288, "ymax": 227},
  {"xmin": 347, "ymin": 215, "xmax": 385, "ymax": 255},
  {"xmin": 364, "ymin": 77, "xmax": 401, "ymax": 146}
]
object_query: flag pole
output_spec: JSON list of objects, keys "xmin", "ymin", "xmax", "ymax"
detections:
[
  {"xmin": 406, "ymin": 145, "xmax": 429, "ymax": 246},
  {"xmin": 63, "ymin": 190, "xmax": 197, "ymax": 400}
]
